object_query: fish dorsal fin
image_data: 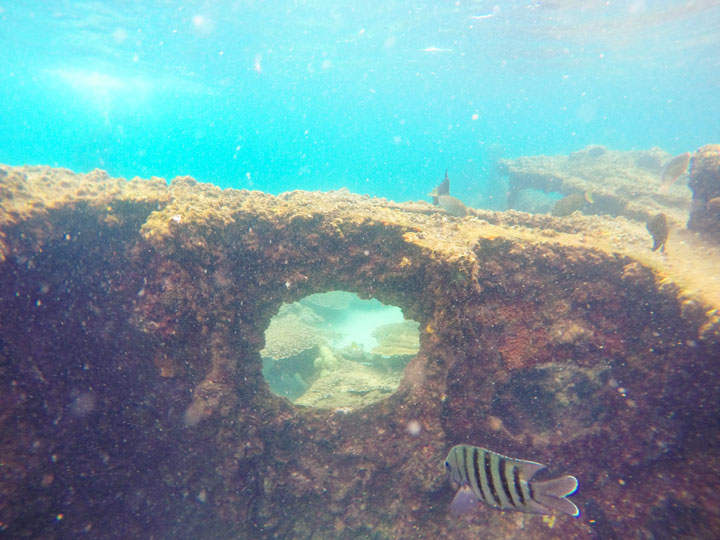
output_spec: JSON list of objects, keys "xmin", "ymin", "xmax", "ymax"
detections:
[
  {"xmin": 437, "ymin": 172, "xmax": 450, "ymax": 196},
  {"xmin": 514, "ymin": 458, "xmax": 545, "ymax": 481}
]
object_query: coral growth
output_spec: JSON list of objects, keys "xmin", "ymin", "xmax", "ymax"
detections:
[
  {"xmin": 371, "ymin": 320, "xmax": 421, "ymax": 357},
  {"xmin": 313, "ymin": 344, "xmax": 340, "ymax": 376},
  {"xmin": 261, "ymin": 310, "xmax": 325, "ymax": 361}
]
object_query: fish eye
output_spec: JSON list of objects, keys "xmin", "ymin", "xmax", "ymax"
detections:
[{"xmin": 444, "ymin": 461, "xmax": 450, "ymax": 470}]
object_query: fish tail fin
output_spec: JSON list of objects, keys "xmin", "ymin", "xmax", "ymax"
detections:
[{"xmin": 531, "ymin": 475, "xmax": 580, "ymax": 517}]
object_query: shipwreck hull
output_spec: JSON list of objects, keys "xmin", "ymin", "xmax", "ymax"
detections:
[{"xmin": 1, "ymin": 164, "xmax": 719, "ymax": 539}]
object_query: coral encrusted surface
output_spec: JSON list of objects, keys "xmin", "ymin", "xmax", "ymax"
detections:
[{"xmin": 1, "ymin": 162, "xmax": 719, "ymax": 539}]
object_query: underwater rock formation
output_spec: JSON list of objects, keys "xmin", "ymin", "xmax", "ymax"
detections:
[
  {"xmin": 1, "ymin": 163, "xmax": 720, "ymax": 540},
  {"xmin": 687, "ymin": 144, "xmax": 720, "ymax": 241}
]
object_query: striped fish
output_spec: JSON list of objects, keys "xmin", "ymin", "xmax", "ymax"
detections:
[{"xmin": 444, "ymin": 444, "xmax": 579, "ymax": 517}]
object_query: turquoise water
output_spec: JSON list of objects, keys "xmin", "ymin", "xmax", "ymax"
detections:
[{"xmin": 1, "ymin": 1, "xmax": 718, "ymax": 205}]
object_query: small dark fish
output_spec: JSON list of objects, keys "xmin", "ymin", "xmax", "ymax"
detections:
[
  {"xmin": 646, "ymin": 213, "xmax": 668, "ymax": 252},
  {"xmin": 551, "ymin": 191, "xmax": 593, "ymax": 217},
  {"xmin": 444, "ymin": 444, "xmax": 579, "ymax": 517},
  {"xmin": 658, "ymin": 152, "xmax": 690, "ymax": 194}
]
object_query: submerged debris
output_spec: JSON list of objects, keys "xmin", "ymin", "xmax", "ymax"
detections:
[
  {"xmin": 502, "ymin": 147, "xmax": 691, "ymax": 223},
  {"xmin": 3, "ymin": 163, "xmax": 720, "ymax": 540}
]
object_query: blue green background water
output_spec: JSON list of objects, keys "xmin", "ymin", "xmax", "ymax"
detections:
[{"xmin": 1, "ymin": 1, "xmax": 718, "ymax": 206}]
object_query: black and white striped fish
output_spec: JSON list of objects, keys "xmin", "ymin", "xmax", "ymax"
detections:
[{"xmin": 444, "ymin": 444, "xmax": 579, "ymax": 517}]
